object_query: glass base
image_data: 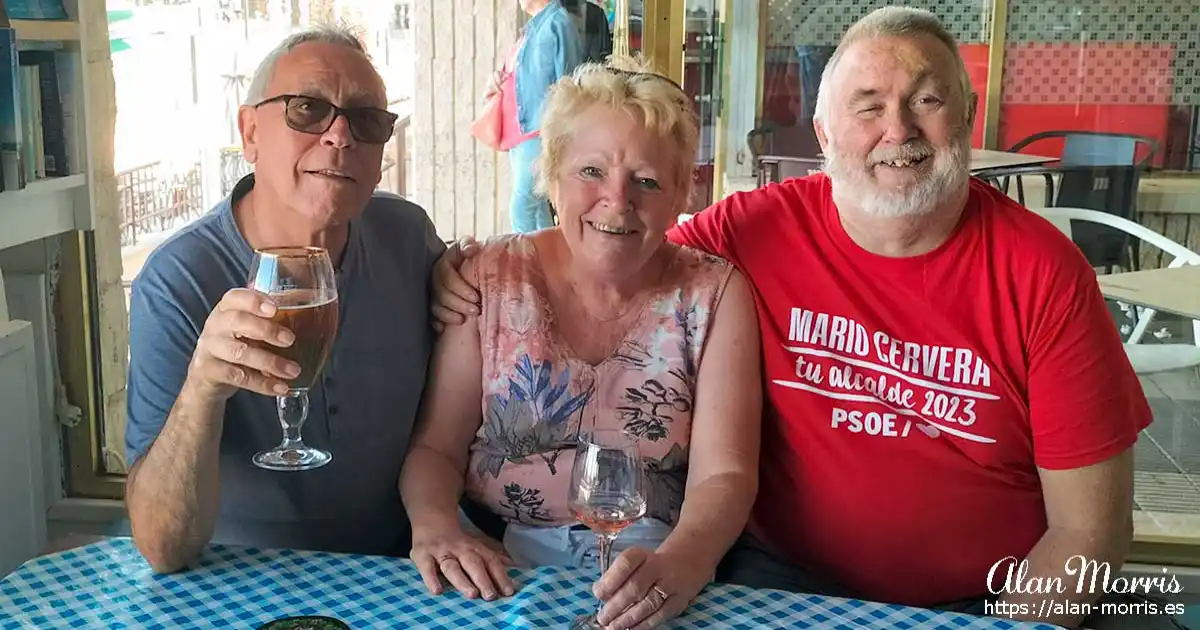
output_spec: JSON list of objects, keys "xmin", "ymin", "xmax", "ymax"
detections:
[
  {"xmin": 569, "ymin": 613, "xmax": 603, "ymax": 630},
  {"xmin": 252, "ymin": 445, "xmax": 332, "ymax": 471}
]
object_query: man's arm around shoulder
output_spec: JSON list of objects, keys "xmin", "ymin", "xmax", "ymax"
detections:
[{"xmin": 667, "ymin": 187, "xmax": 777, "ymax": 266}]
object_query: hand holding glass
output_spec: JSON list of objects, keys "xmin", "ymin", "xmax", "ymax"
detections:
[
  {"xmin": 568, "ymin": 429, "xmax": 647, "ymax": 630},
  {"xmin": 246, "ymin": 247, "xmax": 339, "ymax": 471}
]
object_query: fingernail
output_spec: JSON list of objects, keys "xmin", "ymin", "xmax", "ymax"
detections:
[
  {"xmin": 285, "ymin": 363, "xmax": 301, "ymax": 377},
  {"xmin": 274, "ymin": 383, "xmax": 289, "ymax": 395},
  {"xmin": 278, "ymin": 330, "xmax": 295, "ymax": 346},
  {"xmin": 466, "ymin": 589, "xmax": 478, "ymax": 598},
  {"xmin": 260, "ymin": 301, "xmax": 276, "ymax": 315}
]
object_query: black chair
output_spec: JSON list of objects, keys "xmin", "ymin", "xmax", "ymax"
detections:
[
  {"xmin": 978, "ymin": 131, "xmax": 1159, "ymax": 272},
  {"xmin": 747, "ymin": 125, "xmax": 775, "ymax": 179},
  {"xmin": 756, "ymin": 155, "xmax": 823, "ymax": 187},
  {"xmin": 1009, "ymin": 130, "xmax": 1158, "ymax": 169},
  {"xmin": 746, "ymin": 122, "xmax": 823, "ymax": 179}
]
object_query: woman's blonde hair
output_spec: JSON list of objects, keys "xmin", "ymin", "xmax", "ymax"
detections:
[{"xmin": 534, "ymin": 54, "xmax": 700, "ymax": 212}]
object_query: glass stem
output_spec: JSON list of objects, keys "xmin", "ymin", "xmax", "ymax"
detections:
[
  {"xmin": 276, "ymin": 389, "xmax": 309, "ymax": 448},
  {"xmin": 597, "ymin": 532, "xmax": 615, "ymax": 575},
  {"xmin": 595, "ymin": 532, "xmax": 616, "ymax": 615}
]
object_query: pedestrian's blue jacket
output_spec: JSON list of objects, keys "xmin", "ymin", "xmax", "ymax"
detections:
[{"xmin": 515, "ymin": 1, "xmax": 585, "ymax": 134}]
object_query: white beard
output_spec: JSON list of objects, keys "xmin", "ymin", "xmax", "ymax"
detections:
[{"xmin": 824, "ymin": 134, "xmax": 971, "ymax": 219}]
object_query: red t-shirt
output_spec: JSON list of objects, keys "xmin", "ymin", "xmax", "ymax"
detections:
[{"xmin": 668, "ymin": 175, "xmax": 1151, "ymax": 606}]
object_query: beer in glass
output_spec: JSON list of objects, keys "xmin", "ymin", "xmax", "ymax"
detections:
[{"xmin": 247, "ymin": 246, "xmax": 339, "ymax": 471}]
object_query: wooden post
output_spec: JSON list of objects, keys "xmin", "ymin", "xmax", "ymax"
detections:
[
  {"xmin": 396, "ymin": 116, "xmax": 409, "ymax": 197},
  {"xmin": 78, "ymin": 0, "xmax": 128, "ymax": 474},
  {"xmin": 412, "ymin": 0, "xmax": 520, "ymax": 241}
]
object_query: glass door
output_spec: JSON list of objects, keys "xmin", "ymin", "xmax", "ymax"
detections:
[
  {"xmin": 681, "ymin": 0, "xmax": 726, "ymax": 212},
  {"xmin": 617, "ymin": 0, "xmax": 729, "ymax": 212},
  {"xmin": 602, "ymin": 0, "xmax": 642, "ymax": 56}
]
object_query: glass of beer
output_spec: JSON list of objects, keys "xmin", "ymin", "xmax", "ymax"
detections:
[
  {"xmin": 567, "ymin": 429, "xmax": 647, "ymax": 629},
  {"xmin": 246, "ymin": 247, "xmax": 339, "ymax": 471}
]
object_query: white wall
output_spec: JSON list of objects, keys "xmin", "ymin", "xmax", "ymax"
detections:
[
  {"xmin": 4, "ymin": 272, "xmax": 65, "ymax": 512},
  {"xmin": 0, "ymin": 239, "xmax": 63, "ymax": 575},
  {"xmin": 0, "ymin": 320, "xmax": 46, "ymax": 576}
]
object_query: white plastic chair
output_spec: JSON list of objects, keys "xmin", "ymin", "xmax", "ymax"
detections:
[{"xmin": 1036, "ymin": 207, "xmax": 1200, "ymax": 374}]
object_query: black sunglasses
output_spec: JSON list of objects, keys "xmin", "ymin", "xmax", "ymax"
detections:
[{"xmin": 254, "ymin": 94, "xmax": 399, "ymax": 145}]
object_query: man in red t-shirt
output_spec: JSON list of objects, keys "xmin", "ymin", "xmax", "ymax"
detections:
[
  {"xmin": 431, "ymin": 8, "xmax": 1162, "ymax": 629},
  {"xmin": 667, "ymin": 8, "xmax": 1154, "ymax": 629}
]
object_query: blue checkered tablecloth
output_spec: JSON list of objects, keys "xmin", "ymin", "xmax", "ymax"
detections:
[{"xmin": 1, "ymin": 538, "xmax": 1060, "ymax": 629}]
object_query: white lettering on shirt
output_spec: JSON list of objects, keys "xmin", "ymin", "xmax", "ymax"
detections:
[{"xmin": 779, "ymin": 307, "xmax": 998, "ymax": 444}]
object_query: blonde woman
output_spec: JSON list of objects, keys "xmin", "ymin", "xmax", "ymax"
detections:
[{"xmin": 399, "ymin": 56, "xmax": 763, "ymax": 630}]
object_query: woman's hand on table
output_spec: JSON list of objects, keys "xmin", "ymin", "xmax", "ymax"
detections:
[
  {"xmin": 411, "ymin": 527, "xmax": 516, "ymax": 601},
  {"xmin": 592, "ymin": 547, "xmax": 712, "ymax": 630}
]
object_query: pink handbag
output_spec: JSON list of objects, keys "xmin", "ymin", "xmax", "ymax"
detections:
[
  {"xmin": 470, "ymin": 94, "xmax": 503, "ymax": 151},
  {"xmin": 470, "ymin": 71, "xmax": 508, "ymax": 151}
]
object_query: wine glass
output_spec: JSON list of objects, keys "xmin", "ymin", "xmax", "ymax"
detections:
[
  {"xmin": 247, "ymin": 247, "xmax": 339, "ymax": 471},
  {"xmin": 568, "ymin": 429, "xmax": 647, "ymax": 630}
]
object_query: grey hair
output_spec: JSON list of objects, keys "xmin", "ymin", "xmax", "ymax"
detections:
[
  {"xmin": 813, "ymin": 7, "xmax": 973, "ymax": 130},
  {"xmin": 243, "ymin": 24, "xmax": 367, "ymax": 105}
]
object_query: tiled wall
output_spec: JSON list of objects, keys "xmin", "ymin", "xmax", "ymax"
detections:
[
  {"xmin": 995, "ymin": 1, "xmax": 1199, "ymax": 161},
  {"xmin": 765, "ymin": 0, "xmax": 992, "ymax": 46},
  {"xmin": 765, "ymin": 0, "xmax": 1200, "ymax": 107},
  {"xmin": 1001, "ymin": 44, "xmax": 1174, "ymax": 106},
  {"xmin": 1005, "ymin": 1, "xmax": 1200, "ymax": 106}
]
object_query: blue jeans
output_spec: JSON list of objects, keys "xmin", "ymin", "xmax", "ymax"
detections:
[{"xmin": 509, "ymin": 136, "xmax": 554, "ymax": 233}]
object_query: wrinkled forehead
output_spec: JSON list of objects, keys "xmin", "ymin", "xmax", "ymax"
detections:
[
  {"xmin": 568, "ymin": 105, "xmax": 676, "ymax": 155},
  {"xmin": 832, "ymin": 34, "xmax": 962, "ymax": 98},
  {"xmin": 270, "ymin": 42, "xmax": 387, "ymax": 108}
]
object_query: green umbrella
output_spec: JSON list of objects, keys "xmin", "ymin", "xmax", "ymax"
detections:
[{"xmin": 108, "ymin": 8, "xmax": 135, "ymax": 54}]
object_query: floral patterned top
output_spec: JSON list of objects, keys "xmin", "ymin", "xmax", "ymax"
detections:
[{"xmin": 463, "ymin": 234, "xmax": 734, "ymax": 528}]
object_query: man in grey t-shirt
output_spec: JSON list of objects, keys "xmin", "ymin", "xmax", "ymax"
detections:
[{"xmin": 123, "ymin": 26, "xmax": 444, "ymax": 572}]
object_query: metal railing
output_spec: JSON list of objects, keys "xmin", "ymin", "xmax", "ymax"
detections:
[
  {"xmin": 117, "ymin": 160, "xmax": 205, "ymax": 247},
  {"xmin": 379, "ymin": 98, "xmax": 413, "ymax": 197},
  {"xmin": 220, "ymin": 147, "xmax": 254, "ymax": 198}
]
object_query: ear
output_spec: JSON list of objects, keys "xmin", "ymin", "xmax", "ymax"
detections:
[
  {"xmin": 237, "ymin": 105, "xmax": 259, "ymax": 164},
  {"xmin": 813, "ymin": 118, "xmax": 830, "ymax": 153}
]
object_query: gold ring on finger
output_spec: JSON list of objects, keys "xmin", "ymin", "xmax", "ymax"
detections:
[{"xmin": 652, "ymin": 585, "xmax": 670, "ymax": 604}]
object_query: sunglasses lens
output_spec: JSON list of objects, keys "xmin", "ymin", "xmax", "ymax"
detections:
[
  {"xmin": 281, "ymin": 95, "xmax": 395, "ymax": 143},
  {"xmin": 285, "ymin": 96, "xmax": 334, "ymax": 131},
  {"xmin": 347, "ymin": 111, "xmax": 395, "ymax": 144}
]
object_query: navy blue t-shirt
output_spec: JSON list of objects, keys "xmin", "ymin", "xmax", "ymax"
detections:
[{"xmin": 125, "ymin": 175, "xmax": 445, "ymax": 556}]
